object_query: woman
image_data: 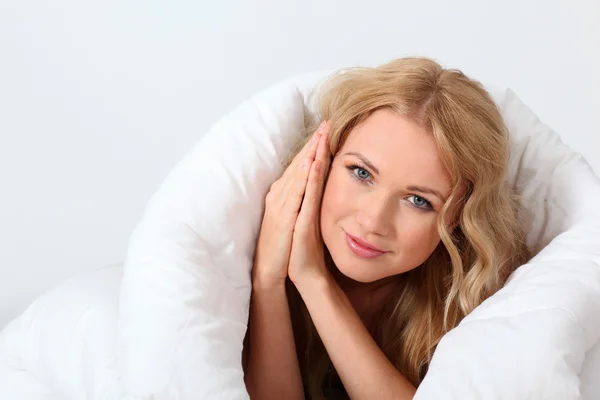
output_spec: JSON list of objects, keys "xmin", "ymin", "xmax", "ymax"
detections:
[{"xmin": 242, "ymin": 57, "xmax": 529, "ymax": 400}]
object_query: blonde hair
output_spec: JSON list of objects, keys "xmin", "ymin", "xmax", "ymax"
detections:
[{"xmin": 285, "ymin": 57, "xmax": 529, "ymax": 398}]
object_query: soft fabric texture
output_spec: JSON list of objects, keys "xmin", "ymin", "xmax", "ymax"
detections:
[
  {"xmin": 1, "ymin": 71, "xmax": 599, "ymax": 399},
  {"xmin": 0, "ymin": 264, "xmax": 124, "ymax": 400}
]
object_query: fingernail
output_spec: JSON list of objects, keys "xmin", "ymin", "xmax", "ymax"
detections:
[{"xmin": 317, "ymin": 121, "xmax": 326, "ymax": 133}]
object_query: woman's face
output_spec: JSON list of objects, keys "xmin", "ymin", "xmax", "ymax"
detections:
[{"xmin": 320, "ymin": 109, "xmax": 455, "ymax": 283}]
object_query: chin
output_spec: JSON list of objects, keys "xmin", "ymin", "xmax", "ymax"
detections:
[{"xmin": 327, "ymin": 247, "xmax": 385, "ymax": 283}]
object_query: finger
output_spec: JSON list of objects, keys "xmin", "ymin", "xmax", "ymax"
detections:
[
  {"xmin": 314, "ymin": 131, "xmax": 330, "ymax": 232},
  {"xmin": 282, "ymin": 121, "xmax": 328, "ymax": 209},
  {"xmin": 314, "ymin": 125, "xmax": 329, "ymax": 171},
  {"xmin": 287, "ymin": 121, "xmax": 326, "ymax": 172},
  {"xmin": 265, "ymin": 122, "xmax": 328, "ymax": 241},
  {"xmin": 317, "ymin": 125, "xmax": 331, "ymax": 178},
  {"xmin": 313, "ymin": 131, "xmax": 330, "ymax": 237},
  {"xmin": 324, "ymin": 136, "xmax": 332, "ymax": 175},
  {"xmin": 296, "ymin": 133, "xmax": 328, "ymax": 235},
  {"xmin": 292, "ymin": 121, "xmax": 330, "ymax": 196}
]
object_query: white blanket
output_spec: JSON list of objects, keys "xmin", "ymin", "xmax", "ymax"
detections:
[{"xmin": 1, "ymin": 72, "xmax": 599, "ymax": 399}]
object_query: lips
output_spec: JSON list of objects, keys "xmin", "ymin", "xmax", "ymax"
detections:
[{"xmin": 345, "ymin": 232, "xmax": 388, "ymax": 259}]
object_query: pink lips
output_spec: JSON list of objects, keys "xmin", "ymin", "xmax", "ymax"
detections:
[{"xmin": 345, "ymin": 233, "xmax": 387, "ymax": 259}]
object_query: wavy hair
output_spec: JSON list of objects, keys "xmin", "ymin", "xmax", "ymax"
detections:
[{"xmin": 285, "ymin": 57, "xmax": 530, "ymax": 399}]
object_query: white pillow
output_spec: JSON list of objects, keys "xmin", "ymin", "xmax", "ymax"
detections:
[
  {"xmin": 415, "ymin": 87, "xmax": 600, "ymax": 400},
  {"xmin": 117, "ymin": 71, "xmax": 600, "ymax": 399}
]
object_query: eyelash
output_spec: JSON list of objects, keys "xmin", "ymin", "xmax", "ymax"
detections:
[{"xmin": 345, "ymin": 163, "xmax": 434, "ymax": 211}]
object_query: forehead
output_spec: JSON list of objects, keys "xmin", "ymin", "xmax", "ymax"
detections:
[{"xmin": 340, "ymin": 109, "xmax": 451, "ymax": 192}]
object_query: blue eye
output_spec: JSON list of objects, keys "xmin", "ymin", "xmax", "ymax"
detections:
[
  {"xmin": 355, "ymin": 167, "xmax": 370, "ymax": 180},
  {"xmin": 347, "ymin": 164, "xmax": 371, "ymax": 181},
  {"xmin": 407, "ymin": 195, "xmax": 433, "ymax": 210}
]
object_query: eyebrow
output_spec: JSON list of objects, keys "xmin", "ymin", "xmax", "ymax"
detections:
[
  {"xmin": 406, "ymin": 185, "xmax": 448, "ymax": 203},
  {"xmin": 345, "ymin": 151, "xmax": 380, "ymax": 174},
  {"xmin": 344, "ymin": 151, "xmax": 448, "ymax": 202}
]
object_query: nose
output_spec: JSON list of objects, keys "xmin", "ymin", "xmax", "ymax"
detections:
[{"xmin": 355, "ymin": 192, "xmax": 394, "ymax": 237}]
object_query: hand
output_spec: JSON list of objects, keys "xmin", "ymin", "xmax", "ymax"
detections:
[
  {"xmin": 288, "ymin": 124, "xmax": 332, "ymax": 289},
  {"xmin": 252, "ymin": 121, "xmax": 328, "ymax": 290}
]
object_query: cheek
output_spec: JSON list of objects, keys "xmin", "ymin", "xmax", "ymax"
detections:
[
  {"xmin": 320, "ymin": 171, "xmax": 351, "ymax": 236},
  {"xmin": 396, "ymin": 215, "xmax": 441, "ymax": 260},
  {"xmin": 321, "ymin": 169, "xmax": 351, "ymax": 211}
]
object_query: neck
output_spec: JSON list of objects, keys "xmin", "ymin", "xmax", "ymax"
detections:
[
  {"xmin": 328, "ymin": 264, "xmax": 398, "ymax": 326},
  {"xmin": 325, "ymin": 248, "xmax": 392, "ymax": 294},
  {"xmin": 330, "ymin": 263, "xmax": 395, "ymax": 295}
]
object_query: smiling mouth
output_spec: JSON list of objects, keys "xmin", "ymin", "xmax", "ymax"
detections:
[{"xmin": 344, "ymin": 232, "xmax": 388, "ymax": 259}]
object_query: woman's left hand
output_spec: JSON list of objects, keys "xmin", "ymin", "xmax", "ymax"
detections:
[{"xmin": 288, "ymin": 123, "xmax": 332, "ymax": 288}]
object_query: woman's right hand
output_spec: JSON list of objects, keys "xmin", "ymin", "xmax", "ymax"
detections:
[{"xmin": 252, "ymin": 121, "xmax": 328, "ymax": 290}]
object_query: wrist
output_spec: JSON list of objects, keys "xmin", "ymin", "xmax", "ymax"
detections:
[
  {"xmin": 251, "ymin": 274, "xmax": 287, "ymax": 293},
  {"xmin": 293, "ymin": 271, "xmax": 335, "ymax": 298}
]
